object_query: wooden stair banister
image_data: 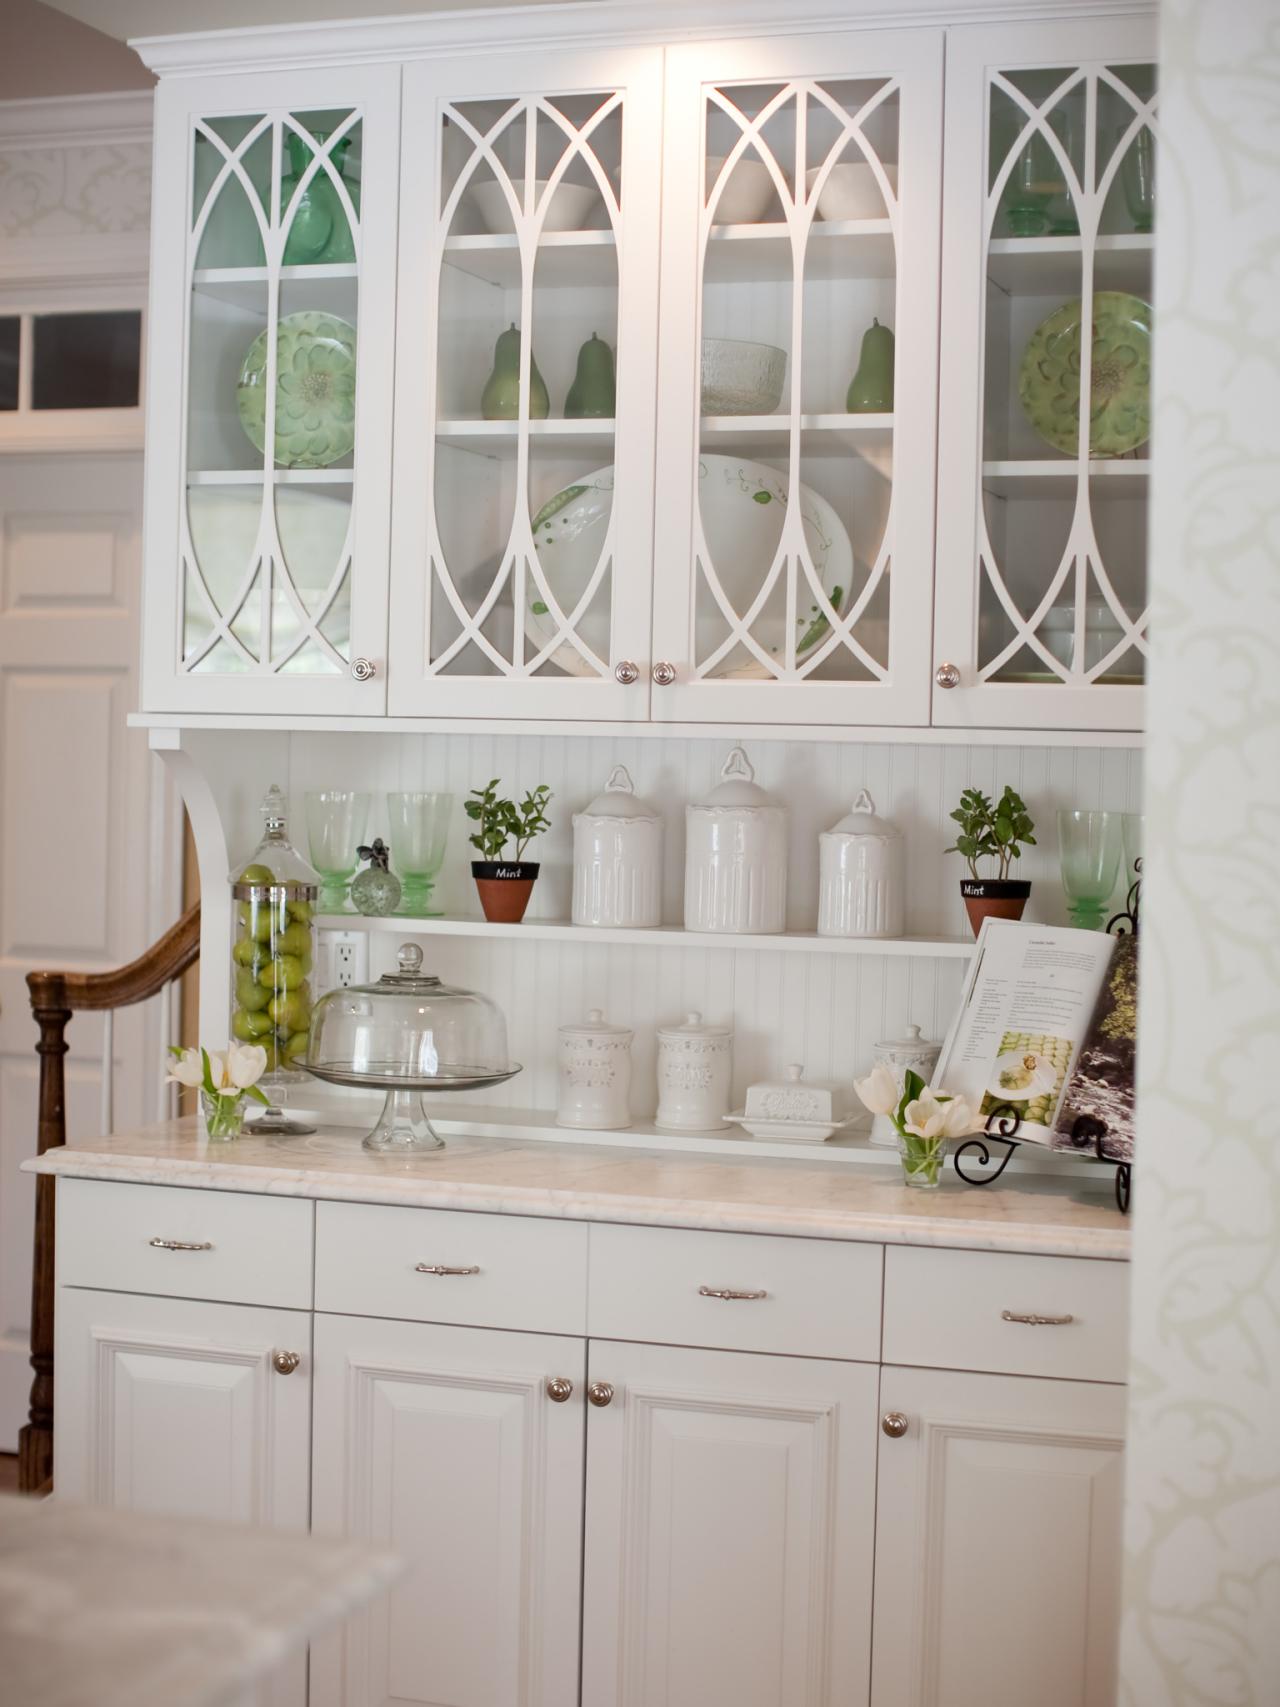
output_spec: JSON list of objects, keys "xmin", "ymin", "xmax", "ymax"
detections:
[{"xmin": 19, "ymin": 902, "xmax": 201, "ymax": 1494}]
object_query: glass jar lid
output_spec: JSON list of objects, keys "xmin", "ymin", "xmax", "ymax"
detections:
[{"xmin": 231, "ymin": 783, "xmax": 320, "ymax": 897}]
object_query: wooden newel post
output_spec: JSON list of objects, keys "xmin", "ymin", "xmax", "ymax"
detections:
[{"xmin": 20, "ymin": 975, "xmax": 72, "ymax": 1494}]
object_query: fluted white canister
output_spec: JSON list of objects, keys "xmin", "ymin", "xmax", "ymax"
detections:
[
  {"xmin": 817, "ymin": 789, "xmax": 905, "ymax": 939},
  {"xmin": 684, "ymin": 747, "xmax": 788, "ymax": 935},
  {"xmin": 557, "ymin": 1009, "xmax": 633, "ymax": 1130},
  {"xmin": 572, "ymin": 765, "xmax": 662, "ymax": 928},
  {"xmin": 655, "ymin": 1010, "xmax": 733, "ymax": 1132},
  {"xmin": 868, "ymin": 1023, "xmax": 942, "ymax": 1145}
]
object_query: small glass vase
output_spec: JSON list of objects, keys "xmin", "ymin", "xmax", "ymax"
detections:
[
  {"xmin": 897, "ymin": 1132, "xmax": 945, "ymax": 1190},
  {"xmin": 201, "ymin": 1090, "xmax": 246, "ymax": 1142}
]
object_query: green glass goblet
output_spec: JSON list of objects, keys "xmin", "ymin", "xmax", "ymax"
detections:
[
  {"xmin": 305, "ymin": 790, "xmax": 371, "ymax": 915},
  {"xmin": 1058, "ymin": 809, "xmax": 1122, "ymax": 930},
  {"xmin": 1121, "ymin": 125, "xmax": 1155, "ymax": 235},
  {"xmin": 1002, "ymin": 132, "xmax": 1057, "ymax": 237},
  {"xmin": 387, "ymin": 791, "xmax": 453, "ymax": 917}
]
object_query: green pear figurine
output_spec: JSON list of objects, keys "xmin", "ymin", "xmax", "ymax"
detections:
[
  {"xmin": 564, "ymin": 332, "xmax": 616, "ymax": 418},
  {"xmin": 481, "ymin": 323, "xmax": 549, "ymax": 420},
  {"xmin": 846, "ymin": 317, "xmax": 895, "ymax": 413}
]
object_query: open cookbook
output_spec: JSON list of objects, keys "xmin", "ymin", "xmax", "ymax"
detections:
[{"xmin": 934, "ymin": 919, "xmax": 1131, "ymax": 1148}]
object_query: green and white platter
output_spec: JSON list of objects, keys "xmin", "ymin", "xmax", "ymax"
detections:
[
  {"xmin": 1018, "ymin": 290, "xmax": 1152, "ymax": 458},
  {"xmin": 237, "ymin": 310, "xmax": 357, "ymax": 469}
]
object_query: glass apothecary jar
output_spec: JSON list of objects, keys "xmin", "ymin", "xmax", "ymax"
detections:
[{"xmin": 230, "ymin": 784, "xmax": 319, "ymax": 1088}]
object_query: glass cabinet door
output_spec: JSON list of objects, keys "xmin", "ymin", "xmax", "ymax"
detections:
[
  {"xmin": 934, "ymin": 18, "xmax": 1157, "ymax": 731},
  {"xmin": 141, "ymin": 66, "xmax": 399, "ymax": 715},
  {"xmin": 388, "ymin": 48, "xmax": 663, "ymax": 720},
  {"xmin": 650, "ymin": 30, "xmax": 943, "ymax": 726}
]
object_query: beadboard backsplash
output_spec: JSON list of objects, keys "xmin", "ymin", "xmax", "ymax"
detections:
[{"xmin": 191, "ymin": 730, "xmax": 1143, "ymax": 1117}]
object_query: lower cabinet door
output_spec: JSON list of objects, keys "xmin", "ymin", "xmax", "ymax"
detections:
[
  {"xmin": 310, "ymin": 1313, "xmax": 586, "ymax": 1707},
  {"xmin": 871, "ymin": 1366, "xmax": 1126, "ymax": 1707},
  {"xmin": 581, "ymin": 1339, "xmax": 880, "ymax": 1707}
]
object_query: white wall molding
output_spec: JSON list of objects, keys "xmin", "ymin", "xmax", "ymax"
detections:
[
  {"xmin": 0, "ymin": 90, "xmax": 153, "ymax": 152},
  {"xmin": 0, "ymin": 232, "xmax": 149, "ymax": 292}
]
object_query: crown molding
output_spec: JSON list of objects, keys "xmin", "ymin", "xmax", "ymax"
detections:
[
  {"xmin": 0, "ymin": 90, "xmax": 153, "ymax": 151},
  {"xmin": 132, "ymin": 0, "xmax": 1157, "ymax": 76},
  {"xmin": 0, "ymin": 233, "xmax": 150, "ymax": 293}
]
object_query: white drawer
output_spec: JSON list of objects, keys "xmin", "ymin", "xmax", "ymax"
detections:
[
  {"xmin": 315, "ymin": 1201, "xmax": 588, "ymax": 1334},
  {"xmin": 883, "ymin": 1245, "xmax": 1129, "ymax": 1383},
  {"xmin": 588, "ymin": 1222, "xmax": 882, "ymax": 1361},
  {"xmin": 56, "ymin": 1178, "xmax": 313, "ymax": 1310}
]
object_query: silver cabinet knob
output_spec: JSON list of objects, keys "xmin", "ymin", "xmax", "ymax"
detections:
[
  {"xmin": 882, "ymin": 1411, "xmax": 909, "ymax": 1438},
  {"xmin": 587, "ymin": 1380, "xmax": 614, "ymax": 1408},
  {"xmin": 272, "ymin": 1350, "xmax": 302, "ymax": 1376},
  {"xmin": 351, "ymin": 657, "xmax": 377, "ymax": 682},
  {"xmin": 651, "ymin": 661, "xmax": 676, "ymax": 687},
  {"xmin": 934, "ymin": 661, "xmax": 961, "ymax": 690},
  {"xmin": 614, "ymin": 660, "xmax": 639, "ymax": 686},
  {"xmin": 546, "ymin": 1376, "xmax": 574, "ymax": 1403}
]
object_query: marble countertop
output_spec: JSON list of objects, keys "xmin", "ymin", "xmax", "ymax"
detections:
[
  {"xmin": 0, "ymin": 1495, "xmax": 400, "ymax": 1707},
  {"xmin": 26, "ymin": 1117, "xmax": 1131, "ymax": 1259}
]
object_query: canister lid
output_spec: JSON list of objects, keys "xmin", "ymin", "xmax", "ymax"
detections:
[
  {"xmin": 559, "ymin": 1007, "xmax": 633, "ymax": 1039},
  {"xmin": 873, "ymin": 1022, "xmax": 940, "ymax": 1054},
  {"xmin": 691, "ymin": 746, "xmax": 783, "ymax": 811},
  {"xmin": 576, "ymin": 764, "xmax": 660, "ymax": 821},
  {"xmin": 657, "ymin": 1009, "xmax": 733, "ymax": 1040},
  {"xmin": 825, "ymin": 788, "xmax": 901, "ymax": 838}
]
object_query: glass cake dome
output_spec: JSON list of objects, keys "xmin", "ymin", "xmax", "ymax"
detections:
[{"xmin": 306, "ymin": 943, "xmax": 520, "ymax": 1151}]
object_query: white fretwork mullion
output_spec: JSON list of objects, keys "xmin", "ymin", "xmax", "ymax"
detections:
[
  {"xmin": 783, "ymin": 86, "xmax": 809, "ymax": 674},
  {"xmin": 1072, "ymin": 71, "xmax": 1101, "ymax": 683},
  {"xmin": 510, "ymin": 102, "xmax": 540, "ymax": 674}
]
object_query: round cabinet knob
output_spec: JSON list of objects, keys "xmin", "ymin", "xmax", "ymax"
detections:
[
  {"xmin": 651, "ymin": 661, "xmax": 677, "ymax": 687},
  {"xmin": 545, "ymin": 1376, "xmax": 574, "ymax": 1404},
  {"xmin": 587, "ymin": 1380, "xmax": 615, "ymax": 1408},
  {"xmin": 350, "ymin": 657, "xmax": 377, "ymax": 682},
  {"xmin": 614, "ymin": 660, "xmax": 640, "ymax": 686},
  {"xmin": 934, "ymin": 662, "xmax": 961, "ymax": 690},
  {"xmin": 272, "ymin": 1350, "xmax": 302, "ymax": 1376},
  {"xmin": 881, "ymin": 1411, "xmax": 909, "ymax": 1439}
]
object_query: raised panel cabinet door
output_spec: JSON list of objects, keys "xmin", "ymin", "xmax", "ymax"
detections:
[
  {"xmin": 141, "ymin": 64, "xmax": 401, "ymax": 715},
  {"xmin": 651, "ymin": 29, "xmax": 943, "ymax": 727},
  {"xmin": 871, "ymin": 1365, "xmax": 1126, "ymax": 1707},
  {"xmin": 388, "ymin": 47, "xmax": 663, "ymax": 720},
  {"xmin": 309, "ymin": 1313, "xmax": 586, "ymax": 1707},
  {"xmin": 581, "ymin": 1339, "xmax": 879, "ymax": 1707},
  {"xmin": 932, "ymin": 17, "xmax": 1157, "ymax": 731}
]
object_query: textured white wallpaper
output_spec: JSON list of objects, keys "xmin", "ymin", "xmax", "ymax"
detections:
[
  {"xmin": 0, "ymin": 141, "xmax": 151, "ymax": 236},
  {"xmin": 1120, "ymin": 1, "xmax": 1280, "ymax": 1700}
]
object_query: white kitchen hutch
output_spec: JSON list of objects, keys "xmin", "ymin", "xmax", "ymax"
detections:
[{"xmin": 63, "ymin": 2, "xmax": 1157, "ymax": 1703}]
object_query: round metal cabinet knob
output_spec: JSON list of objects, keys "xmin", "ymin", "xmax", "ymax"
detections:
[
  {"xmin": 545, "ymin": 1376, "xmax": 574, "ymax": 1404},
  {"xmin": 651, "ymin": 661, "xmax": 677, "ymax": 687},
  {"xmin": 614, "ymin": 660, "xmax": 640, "ymax": 686},
  {"xmin": 350, "ymin": 656, "xmax": 377, "ymax": 682},
  {"xmin": 587, "ymin": 1380, "xmax": 615, "ymax": 1408},
  {"xmin": 881, "ymin": 1411, "xmax": 909, "ymax": 1439},
  {"xmin": 934, "ymin": 661, "xmax": 961, "ymax": 690},
  {"xmin": 272, "ymin": 1350, "xmax": 302, "ymax": 1376}
]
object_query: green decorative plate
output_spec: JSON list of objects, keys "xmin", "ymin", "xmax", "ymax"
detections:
[
  {"xmin": 237, "ymin": 311, "xmax": 357, "ymax": 468},
  {"xmin": 1018, "ymin": 291, "xmax": 1152, "ymax": 458}
]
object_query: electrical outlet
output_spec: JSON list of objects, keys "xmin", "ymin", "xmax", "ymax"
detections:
[{"xmin": 317, "ymin": 928, "xmax": 368, "ymax": 992}]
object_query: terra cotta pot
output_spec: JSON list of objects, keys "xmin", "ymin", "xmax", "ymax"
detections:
[
  {"xmin": 472, "ymin": 861, "xmax": 539, "ymax": 924},
  {"xmin": 960, "ymin": 878, "xmax": 1030, "ymax": 937}
]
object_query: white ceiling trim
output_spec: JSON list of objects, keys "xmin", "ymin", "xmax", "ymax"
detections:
[
  {"xmin": 132, "ymin": 0, "xmax": 1156, "ymax": 75},
  {"xmin": 0, "ymin": 233, "xmax": 150, "ymax": 292},
  {"xmin": 0, "ymin": 89, "xmax": 153, "ymax": 150}
]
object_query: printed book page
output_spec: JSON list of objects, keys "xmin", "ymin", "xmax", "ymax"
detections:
[{"xmin": 935, "ymin": 919, "xmax": 1117, "ymax": 1145}]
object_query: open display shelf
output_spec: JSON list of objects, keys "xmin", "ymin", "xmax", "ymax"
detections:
[
  {"xmin": 986, "ymin": 233, "xmax": 1153, "ymax": 296},
  {"xmin": 982, "ymin": 458, "xmax": 1150, "ymax": 499}
]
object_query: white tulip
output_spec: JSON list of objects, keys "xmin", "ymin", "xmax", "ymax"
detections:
[
  {"xmin": 164, "ymin": 1047, "xmax": 204, "ymax": 1089},
  {"xmin": 226, "ymin": 1041, "xmax": 268, "ymax": 1089},
  {"xmin": 937, "ymin": 1094, "xmax": 984, "ymax": 1139},
  {"xmin": 854, "ymin": 1063, "xmax": 901, "ymax": 1117},
  {"xmin": 903, "ymin": 1090, "xmax": 948, "ymax": 1139},
  {"xmin": 204, "ymin": 1049, "xmax": 229, "ymax": 1091}
]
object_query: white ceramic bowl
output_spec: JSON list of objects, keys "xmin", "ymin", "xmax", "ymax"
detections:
[
  {"xmin": 700, "ymin": 337, "xmax": 788, "ymax": 415},
  {"xmin": 705, "ymin": 155, "xmax": 776, "ymax": 224},
  {"xmin": 469, "ymin": 177, "xmax": 597, "ymax": 233},
  {"xmin": 805, "ymin": 161, "xmax": 897, "ymax": 221}
]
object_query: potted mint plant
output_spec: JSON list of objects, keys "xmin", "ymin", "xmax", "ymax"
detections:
[
  {"xmin": 466, "ymin": 779, "xmax": 553, "ymax": 923},
  {"xmin": 946, "ymin": 785, "xmax": 1036, "ymax": 935}
]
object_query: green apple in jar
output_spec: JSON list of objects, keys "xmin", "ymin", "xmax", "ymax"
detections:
[
  {"xmin": 277, "ymin": 920, "xmax": 312, "ymax": 958},
  {"xmin": 286, "ymin": 898, "xmax": 313, "ymax": 923},
  {"xmin": 232, "ymin": 934, "xmax": 267, "ymax": 969},
  {"xmin": 235, "ymin": 968, "xmax": 271, "ymax": 1012},
  {"xmin": 259, "ymin": 953, "xmax": 306, "ymax": 992},
  {"xmin": 232, "ymin": 1006, "xmax": 275, "ymax": 1042},
  {"xmin": 284, "ymin": 1030, "xmax": 310, "ymax": 1064},
  {"xmin": 268, "ymin": 987, "xmax": 311, "ymax": 1033},
  {"xmin": 240, "ymin": 863, "xmax": 275, "ymax": 883}
]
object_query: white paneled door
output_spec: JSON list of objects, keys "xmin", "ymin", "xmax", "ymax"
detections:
[
  {"xmin": 581, "ymin": 1338, "xmax": 880, "ymax": 1707},
  {"xmin": 310, "ymin": 1313, "xmax": 586, "ymax": 1707},
  {"xmin": 871, "ymin": 1365, "xmax": 1126, "ymax": 1707},
  {"xmin": 0, "ymin": 453, "xmax": 176, "ymax": 1451}
]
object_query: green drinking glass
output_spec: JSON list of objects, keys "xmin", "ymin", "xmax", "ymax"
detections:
[
  {"xmin": 305, "ymin": 790, "xmax": 371, "ymax": 915},
  {"xmin": 1002, "ymin": 132, "xmax": 1057, "ymax": 237},
  {"xmin": 1121, "ymin": 812, "xmax": 1144, "ymax": 891},
  {"xmin": 387, "ymin": 791, "xmax": 453, "ymax": 917},
  {"xmin": 1058, "ymin": 809, "xmax": 1122, "ymax": 929},
  {"xmin": 1121, "ymin": 126, "xmax": 1155, "ymax": 235}
]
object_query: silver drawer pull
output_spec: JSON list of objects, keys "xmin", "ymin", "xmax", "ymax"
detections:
[
  {"xmin": 415, "ymin": 1263, "xmax": 481, "ymax": 1277},
  {"xmin": 1002, "ymin": 1309, "xmax": 1074, "ymax": 1326},
  {"xmin": 149, "ymin": 1238, "xmax": 214, "ymax": 1252},
  {"xmin": 699, "ymin": 1285, "xmax": 768, "ymax": 1301}
]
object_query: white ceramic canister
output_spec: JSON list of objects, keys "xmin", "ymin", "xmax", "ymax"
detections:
[
  {"xmin": 868, "ymin": 1022, "xmax": 942, "ymax": 1145},
  {"xmin": 818, "ymin": 789, "xmax": 905, "ymax": 939},
  {"xmin": 557, "ymin": 1009, "xmax": 634, "ymax": 1130},
  {"xmin": 572, "ymin": 765, "xmax": 662, "ymax": 928},
  {"xmin": 684, "ymin": 747, "xmax": 788, "ymax": 934},
  {"xmin": 655, "ymin": 1010, "xmax": 733, "ymax": 1132}
]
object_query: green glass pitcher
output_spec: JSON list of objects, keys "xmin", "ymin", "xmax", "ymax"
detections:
[{"xmin": 281, "ymin": 132, "xmax": 356, "ymax": 266}]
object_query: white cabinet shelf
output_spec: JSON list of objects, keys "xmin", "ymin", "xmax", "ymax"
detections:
[
  {"xmin": 443, "ymin": 229, "xmax": 619, "ymax": 289},
  {"xmin": 186, "ymin": 467, "xmax": 354, "ymax": 485},
  {"xmin": 986, "ymin": 233, "xmax": 1154, "ymax": 297},
  {"xmin": 435, "ymin": 418, "xmax": 616, "ymax": 457},
  {"xmin": 316, "ymin": 911, "xmax": 974, "ymax": 959},
  {"xmin": 982, "ymin": 458, "xmax": 1150, "ymax": 499},
  {"xmin": 701, "ymin": 412, "xmax": 893, "ymax": 456},
  {"xmin": 707, "ymin": 219, "xmax": 896, "ymax": 281}
]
